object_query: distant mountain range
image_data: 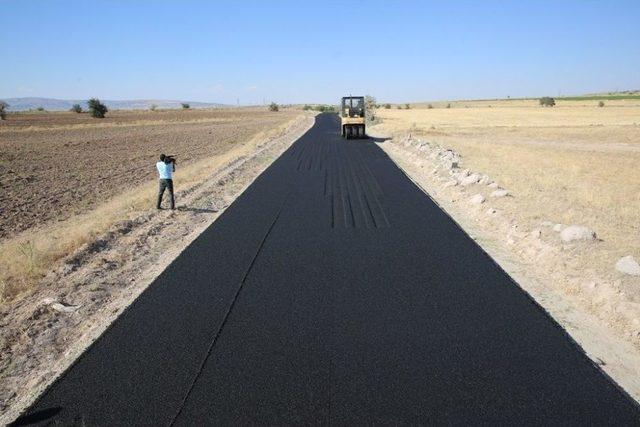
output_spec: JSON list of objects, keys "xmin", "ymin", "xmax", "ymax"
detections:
[{"xmin": 0, "ymin": 97, "xmax": 227, "ymax": 111}]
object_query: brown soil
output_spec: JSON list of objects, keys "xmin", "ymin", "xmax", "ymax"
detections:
[{"xmin": 0, "ymin": 109, "xmax": 297, "ymax": 239}]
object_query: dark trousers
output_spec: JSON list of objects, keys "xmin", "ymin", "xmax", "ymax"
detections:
[{"xmin": 157, "ymin": 179, "xmax": 175, "ymax": 209}]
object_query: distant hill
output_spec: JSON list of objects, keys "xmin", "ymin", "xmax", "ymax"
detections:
[{"xmin": 0, "ymin": 97, "xmax": 227, "ymax": 111}]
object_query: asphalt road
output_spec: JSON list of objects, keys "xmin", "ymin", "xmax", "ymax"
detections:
[{"xmin": 14, "ymin": 114, "xmax": 640, "ymax": 425}]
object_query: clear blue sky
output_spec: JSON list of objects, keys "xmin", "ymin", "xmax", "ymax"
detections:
[{"xmin": 2, "ymin": 0, "xmax": 639, "ymax": 104}]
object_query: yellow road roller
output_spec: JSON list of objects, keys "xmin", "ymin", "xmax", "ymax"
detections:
[{"xmin": 340, "ymin": 96, "xmax": 366, "ymax": 138}]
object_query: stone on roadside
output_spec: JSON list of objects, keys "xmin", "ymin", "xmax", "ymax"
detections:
[
  {"xmin": 443, "ymin": 180, "xmax": 458, "ymax": 188},
  {"xmin": 530, "ymin": 229, "xmax": 542, "ymax": 239},
  {"xmin": 560, "ymin": 225, "xmax": 596, "ymax": 242},
  {"xmin": 460, "ymin": 173, "xmax": 481, "ymax": 186},
  {"xmin": 553, "ymin": 224, "xmax": 564, "ymax": 232},
  {"xmin": 541, "ymin": 221, "xmax": 553, "ymax": 227},
  {"xmin": 615, "ymin": 256, "xmax": 640, "ymax": 276},
  {"xmin": 490, "ymin": 189, "xmax": 509, "ymax": 198},
  {"xmin": 488, "ymin": 182, "xmax": 499, "ymax": 188},
  {"xmin": 486, "ymin": 208, "xmax": 497, "ymax": 215},
  {"xmin": 469, "ymin": 194, "xmax": 485, "ymax": 205},
  {"xmin": 478, "ymin": 175, "xmax": 490, "ymax": 185}
]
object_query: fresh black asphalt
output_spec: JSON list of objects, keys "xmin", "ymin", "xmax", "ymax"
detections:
[{"xmin": 14, "ymin": 114, "xmax": 640, "ymax": 425}]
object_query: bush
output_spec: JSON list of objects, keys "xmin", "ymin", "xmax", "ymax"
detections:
[
  {"xmin": 302, "ymin": 105, "xmax": 312, "ymax": 110},
  {"xmin": 384, "ymin": 103, "xmax": 391, "ymax": 109},
  {"xmin": 598, "ymin": 101, "xmax": 605, "ymax": 107},
  {"xmin": 150, "ymin": 104, "xmax": 157, "ymax": 111},
  {"xmin": 70, "ymin": 104, "xmax": 83, "ymax": 113},
  {"xmin": 0, "ymin": 101, "xmax": 8, "ymax": 120},
  {"xmin": 396, "ymin": 105, "xmax": 402, "ymax": 109},
  {"xmin": 427, "ymin": 104, "xmax": 433, "ymax": 109},
  {"xmin": 88, "ymin": 98, "xmax": 108, "ymax": 118},
  {"xmin": 36, "ymin": 107, "xmax": 45, "ymax": 112},
  {"xmin": 181, "ymin": 103, "xmax": 190, "ymax": 109},
  {"xmin": 404, "ymin": 103, "xmax": 410, "ymax": 109},
  {"xmin": 269, "ymin": 102, "xmax": 279, "ymax": 112},
  {"xmin": 446, "ymin": 103, "xmax": 451, "ymax": 109},
  {"xmin": 539, "ymin": 97, "xmax": 556, "ymax": 107}
]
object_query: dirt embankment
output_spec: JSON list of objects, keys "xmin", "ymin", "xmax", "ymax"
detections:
[
  {"xmin": 0, "ymin": 112, "xmax": 315, "ymax": 424},
  {"xmin": 0, "ymin": 109, "xmax": 296, "ymax": 239}
]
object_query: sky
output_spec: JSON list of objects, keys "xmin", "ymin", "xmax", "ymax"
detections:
[{"xmin": 2, "ymin": 0, "xmax": 639, "ymax": 104}]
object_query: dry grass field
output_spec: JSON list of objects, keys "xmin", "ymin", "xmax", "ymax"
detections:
[
  {"xmin": 376, "ymin": 99, "xmax": 640, "ymax": 277},
  {"xmin": 0, "ymin": 108, "xmax": 300, "ymax": 301}
]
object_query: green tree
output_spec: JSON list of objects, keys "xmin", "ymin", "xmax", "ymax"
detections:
[
  {"xmin": 302, "ymin": 104, "xmax": 312, "ymax": 110},
  {"xmin": 364, "ymin": 95, "xmax": 377, "ymax": 122},
  {"xmin": 269, "ymin": 102, "xmax": 279, "ymax": 111},
  {"xmin": 181, "ymin": 103, "xmax": 190, "ymax": 109},
  {"xmin": 88, "ymin": 98, "xmax": 108, "ymax": 118},
  {"xmin": 539, "ymin": 97, "xmax": 556, "ymax": 107},
  {"xmin": 404, "ymin": 103, "xmax": 411, "ymax": 109},
  {"xmin": 598, "ymin": 101, "xmax": 605, "ymax": 107},
  {"xmin": 427, "ymin": 104, "xmax": 434, "ymax": 109},
  {"xmin": 70, "ymin": 104, "xmax": 83, "ymax": 113},
  {"xmin": 0, "ymin": 101, "xmax": 8, "ymax": 120},
  {"xmin": 384, "ymin": 103, "xmax": 391, "ymax": 109}
]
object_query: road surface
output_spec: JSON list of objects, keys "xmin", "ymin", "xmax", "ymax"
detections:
[{"xmin": 14, "ymin": 114, "xmax": 640, "ymax": 425}]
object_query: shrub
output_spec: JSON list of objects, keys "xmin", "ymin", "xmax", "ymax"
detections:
[
  {"xmin": 0, "ymin": 101, "xmax": 8, "ymax": 120},
  {"xmin": 365, "ymin": 95, "xmax": 377, "ymax": 122},
  {"xmin": 150, "ymin": 104, "xmax": 157, "ymax": 111},
  {"xmin": 384, "ymin": 103, "xmax": 391, "ymax": 109},
  {"xmin": 181, "ymin": 103, "xmax": 190, "ymax": 109},
  {"xmin": 36, "ymin": 107, "xmax": 45, "ymax": 112},
  {"xmin": 88, "ymin": 98, "xmax": 108, "ymax": 118},
  {"xmin": 404, "ymin": 103, "xmax": 410, "ymax": 109},
  {"xmin": 446, "ymin": 103, "xmax": 451, "ymax": 109},
  {"xmin": 539, "ymin": 97, "xmax": 556, "ymax": 107},
  {"xmin": 427, "ymin": 104, "xmax": 433, "ymax": 109},
  {"xmin": 70, "ymin": 104, "xmax": 83, "ymax": 113},
  {"xmin": 269, "ymin": 102, "xmax": 279, "ymax": 112},
  {"xmin": 302, "ymin": 105, "xmax": 312, "ymax": 110},
  {"xmin": 598, "ymin": 101, "xmax": 605, "ymax": 107},
  {"xmin": 396, "ymin": 105, "xmax": 402, "ymax": 109}
]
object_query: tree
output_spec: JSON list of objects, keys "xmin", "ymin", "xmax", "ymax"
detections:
[
  {"xmin": 539, "ymin": 97, "xmax": 555, "ymax": 107},
  {"xmin": 70, "ymin": 104, "xmax": 83, "ymax": 113},
  {"xmin": 88, "ymin": 98, "xmax": 108, "ymax": 118},
  {"xmin": 181, "ymin": 103, "xmax": 190, "ymax": 109},
  {"xmin": 364, "ymin": 95, "xmax": 377, "ymax": 122},
  {"xmin": 0, "ymin": 101, "xmax": 8, "ymax": 120},
  {"xmin": 598, "ymin": 101, "xmax": 605, "ymax": 107},
  {"xmin": 269, "ymin": 102, "xmax": 279, "ymax": 111},
  {"xmin": 150, "ymin": 104, "xmax": 157, "ymax": 111},
  {"xmin": 404, "ymin": 103, "xmax": 411, "ymax": 109},
  {"xmin": 446, "ymin": 103, "xmax": 451, "ymax": 109},
  {"xmin": 36, "ymin": 107, "xmax": 45, "ymax": 112},
  {"xmin": 427, "ymin": 104, "xmax": 434, "ymax": 109},
  {"xmin": 384, "ymin": 103, "xmax": 391, "ymax": 109}
]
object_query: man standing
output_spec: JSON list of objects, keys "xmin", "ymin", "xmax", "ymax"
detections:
[{"xmin": 156, "ymin": 154, "xmax": 176, "ymax": 210}]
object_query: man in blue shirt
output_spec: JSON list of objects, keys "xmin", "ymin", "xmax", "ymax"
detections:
[{"xmin": 156, "ymin": 154, "xmax": 176, "ymax": 209}]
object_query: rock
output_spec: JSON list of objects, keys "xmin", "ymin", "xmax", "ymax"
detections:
[
  {"xmin": 469, "ymin": 194, "xmax": 485, "ymax": 205},
  {"xmin": 553, "ymin": 223, "xmax": 564, "ymax": 232},
  {"xmin": 541, "ymin": 221, "xmax": 553, "ymax": 227},
  {"xmin": 42, "ymin": 298, "xmax": 81, "ymax": 313},
  {"xmin": 615, "ymin": 256, "xmax": 640, "ymax": 276},
  {"xmin": 488, "ymin": 182, "xmax": 499, "ymax": 188},
  {"xmin": 530, "ymin": 229, "xmax": 542, "ymax": 239},
  {"xmin": 560, "ymin": 225, "xmax": 596, "ymax": 242},
  {"xmin": 460, "ymin": 173, "xmax": 481, "ymax": 186},
  {"xmin": 490, "ymin": 189, "xmax": 509, "ymax": 198},
  {"xmin": 486, "ymin": 208, "xmax": 497, "ymax": 215},
  {"xmin": 478, "ymin": 175, "xmax": 490, "ymax": 185},
  {"xmin": 443, "ymin": 180, "xmax": 458, "ymax": 188}
]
